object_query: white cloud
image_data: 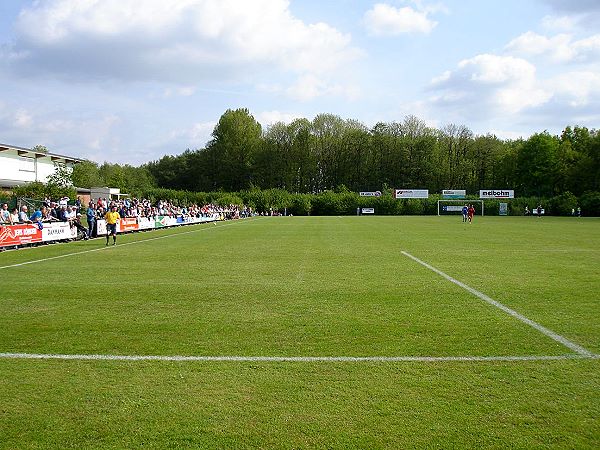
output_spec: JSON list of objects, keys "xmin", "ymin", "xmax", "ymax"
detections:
[
  {"xmin": 542, "ymin": 1, "xmax": 600, "ymax": 30},
  {"xmin": 548, "ymin": 71, "xmax": 600, "ymax": 107},
  {"xmin": 506, "ymin": 31, "xmax": 600, "ymax": 63},
  {"xmin": 0, "ymin": 102, "xmax": 122, "ymax": 161},
  {"xmin": 7, "ymin": 0, "xmax": 361, "ymax": 91},
  {"xmin": 364, "ymin": 3, "xmax": 438, "ymax": 36},
  {"xmin": 572, "ymin": 35, "xmax": 600, "ymax": 62},
  {"xmin": 13, "ymin": 109, "xmax": 33, "ymax": 128},
  {"xmin": 541, "ymin": 15, "xmax": 576, "ymax": 31},
  {"xmin": 256, "ymin": 110, "xmax": 302, "ymax": 126},
  {"xmin": 430, "ymin": 54, "xmax": 552, "ymax": 115},
  {"xmin": 162, "ymin": 86, "xmax": 197, "ymax": 98},
  {"xmin": 285, "ymin": 74, "xmax": 361, "ymax": 101},
  {"xmin": 505, "ymin": 31, "xmax": 574, "ymax": 63},
  {"xmin": 169, "ymin": 121, "xmax": 215, "ymax": 144}
]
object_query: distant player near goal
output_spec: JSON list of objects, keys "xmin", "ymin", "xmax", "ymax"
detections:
[
  {"xmin": 461, "ymin": 204, "xmax": 468, "ymax": 222},
  {"xmin": 468, "ymin": 204, "xmax": 475, "ymax": 223}
]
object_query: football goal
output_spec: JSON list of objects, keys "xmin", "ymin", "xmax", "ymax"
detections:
[{"xmin": 437, "ymin": 199, "xmax": 484, "ymax": 216}]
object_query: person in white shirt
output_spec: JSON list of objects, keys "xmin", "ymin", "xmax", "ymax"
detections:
[
  {"xmin": 18, "ymin": 206, "xmax": 31, "ymax": 223},
  {"xmin": 1, "ymin": 203, "xmax": 12, "ymax": 224}
]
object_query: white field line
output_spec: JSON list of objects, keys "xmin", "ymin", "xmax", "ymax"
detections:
[
  {"xmin": 401, "ymin": 251, "xmax": 596, "ymax": 358},
  {"xmin": 0, "ymin": 219, "xmax": 255, "ymax": 271},
  {"xmin": 0, "ymin": 352, "xmax": 597, "ymax": 363}
]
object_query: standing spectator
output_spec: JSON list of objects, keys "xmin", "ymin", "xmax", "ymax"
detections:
[
  {"xmin": 86, "ymin": 202, "xmax": 96, "ymax": 238},
  {"xmin": 1, "ymin": 203, "xmax": 12, "ymax": 224},
  {"xmin": 104, "ymin": 205, "xmax": 120, "ymax": 246},
  {"xmin": 537, "ymin": 204, "xmax": 542, "ymax": 218}
]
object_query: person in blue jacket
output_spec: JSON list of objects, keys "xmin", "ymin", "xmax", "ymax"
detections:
[{"xmin": 86, "ymin": 202, "xmax": 96, "ymax": 238}]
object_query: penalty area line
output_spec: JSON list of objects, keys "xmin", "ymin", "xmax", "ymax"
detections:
[
  {"xmin": 401, "ymin": 250, "xmax": 596, "ymax": 358},
  {"xmin": 0, "ymin": 218, "xmax": 257, "ymax": 271},
  {"xmin": 0, "ymin": 352, "xmax": 597, "ymax": 363}
]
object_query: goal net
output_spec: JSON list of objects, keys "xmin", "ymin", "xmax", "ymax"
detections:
[{"xmin": 437, "ymin": 199, "xmax": 484, "ymax": 216}]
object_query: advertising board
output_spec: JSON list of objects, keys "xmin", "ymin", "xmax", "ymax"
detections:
[
  {"xmin": 0, "ymin": 224, "xmax": 42, "ymax": 247},
  {"xmin": 442, "ymin": 189, "xmax": 466, "ymax": 199},
  {"xmin": 118, "ymin": 217, "xmax": 139, "ymax": 233},
  {"xmin": 395, "ymin": 189, "xmax": 429, "ymax": 199},
  {"xmin": 42, "ymin": 222, "xmax": 76, "ymax": 242},
  {"xmin": 479, "ymin": 189, "xmax": 514, "ymax": 199},
  {"xmin": 359, "ymin": 191, "xmax": 382, "ymax": 197}
]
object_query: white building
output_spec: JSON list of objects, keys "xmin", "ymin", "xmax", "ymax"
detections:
[{"xmin": 0, "ymin": 143, "xmax": 84, "ymax": 189}]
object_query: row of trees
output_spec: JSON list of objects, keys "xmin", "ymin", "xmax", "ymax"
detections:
[
  {"xmin": 68, "ymin": 108, "xmax": 599, "ymax": 202},
  {"xmin": 142, "ymin": 109, "xmax": 599, "ymax": 197}
]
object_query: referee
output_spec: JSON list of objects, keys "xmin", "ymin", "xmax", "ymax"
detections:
[{"xmin": 104, "ymin": 205, "xmax": 121, "ymax": 246}]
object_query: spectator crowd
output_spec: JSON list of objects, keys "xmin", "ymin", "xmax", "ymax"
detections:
[{"xmin": 2, "ymin": 196, "xmax": 254, "ymax": 242}]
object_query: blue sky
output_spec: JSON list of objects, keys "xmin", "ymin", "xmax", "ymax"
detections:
[{"xmin": 0, "ymin": 0, "xmax": 599, "ymax": 164}]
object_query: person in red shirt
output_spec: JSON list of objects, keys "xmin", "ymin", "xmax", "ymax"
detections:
[{"xmin": 467, "ymin": 204, "xmax": 475, "ymax": 223}]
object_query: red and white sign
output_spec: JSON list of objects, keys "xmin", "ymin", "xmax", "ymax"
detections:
[
  {"xmin": 0, "ymin": 224, "xmax": 43, "ymax": 247},
  {"xmin": 118, "ymin": 217, "xmax": 139, "ymax": 232}
]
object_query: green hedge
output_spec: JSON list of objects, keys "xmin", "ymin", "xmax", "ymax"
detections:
[{"xmin": 64, "ymin": 185, "xmax": 600, "ymax": 217}]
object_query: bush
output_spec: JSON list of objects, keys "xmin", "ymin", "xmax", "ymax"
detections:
[
  {"xmin": 579, "ymin": 191, "xmax": 600, "ymax": 217},
  {"xmin": 214, "ymin": 193, "xmax": 244, "ymax": 207},
  {"xmin": 13, "ymin": 181, "xmax": 76, "ymax": 202},
  {"xmin": 403, "ymin": 199, "xmax": 424, "ymax": 215},
  {"xmin": 548, "ymin": 192, "xmax": 578, "ymax": 216},
  {"xmin": 288, "ymin": 194, "xmax": 312, "ymax": 216},
  {"xmin": 373, "ymin": 195, "xmax": 402, "ymax": 215}
]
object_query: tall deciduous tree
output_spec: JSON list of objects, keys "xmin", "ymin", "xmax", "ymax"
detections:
[{"xmin": 206, "ymin": 108, "xmax": 262, "ymax": 191}]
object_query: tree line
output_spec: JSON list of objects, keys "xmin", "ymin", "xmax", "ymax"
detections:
[{"xmin": 71, "ymin": 108, "xmax": 599, "ymax": 200}]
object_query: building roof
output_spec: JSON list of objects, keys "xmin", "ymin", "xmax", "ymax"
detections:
[{"xmin": 0, "ymin": 142, "xmax": 86, "ymax": 164}]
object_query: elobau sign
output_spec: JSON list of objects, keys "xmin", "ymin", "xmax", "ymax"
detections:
[{"xmin": 479, "ymin": 190, "xmax": 514, "ymax": 199}]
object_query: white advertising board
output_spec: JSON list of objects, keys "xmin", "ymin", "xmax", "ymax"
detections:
[
  {"xmin": 395, "ymin": 189, "xmax": 429, "ymax": 199},
  {"xmin": 41, "ymin": 222, "xmax": 76, "ymax": 242},
  {"xmin": 442, "ymin": 189, "xmax": 466, "ymax": 199},
  {"xmin": 361, "ymin": 208, "xmax": 375, "ymax": 214},
  {"xmin": 359, "ymin": 191, "xmax": 382, "ymax": 197},
  {"xmin": 138, "ymin": 217, "xmax": 154, "ymax": 230},
  {"xmin": 443, "ymin": 205, "xmax": 464, "ymax": 212},
  {"xmin": 96, "ymin": 219, "xmax": 107, "ymax": 236},
  {"xmin": 479, "ymin": 189, "xmax": 514, "ymax": 199}
]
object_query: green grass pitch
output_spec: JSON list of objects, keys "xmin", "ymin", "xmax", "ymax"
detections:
[{"xmin": 1, "ymin": 216, "xmax": 598, "ymax": 448}]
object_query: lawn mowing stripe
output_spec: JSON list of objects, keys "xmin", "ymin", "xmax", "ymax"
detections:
[
  {"xmin": 401, "ymin": 250, "xmax": 596, "ymax": 358},
  {"xmin": 0, "ymin": 218, "xmax": 257, "ymax": 271},
  {"xmin": 0, "ymin": 352, "xmax": 596, "ymax": 362}
]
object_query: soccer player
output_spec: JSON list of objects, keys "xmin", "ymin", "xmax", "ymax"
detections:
[
  {"xmin": 461, "ymin": 204, "xmax": 468, "ymax": 222},
  {"xmin": 105, "ymin": 205, "xmax": 120, "ymax": 246},
  {"xmin": 468, "ymin": 204, "xmax": 475, "ymax": 223}
]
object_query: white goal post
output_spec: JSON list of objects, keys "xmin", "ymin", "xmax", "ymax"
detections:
[{"xmin": 437, "ymin": 199, "xmax": 485, "ymax": 216}]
